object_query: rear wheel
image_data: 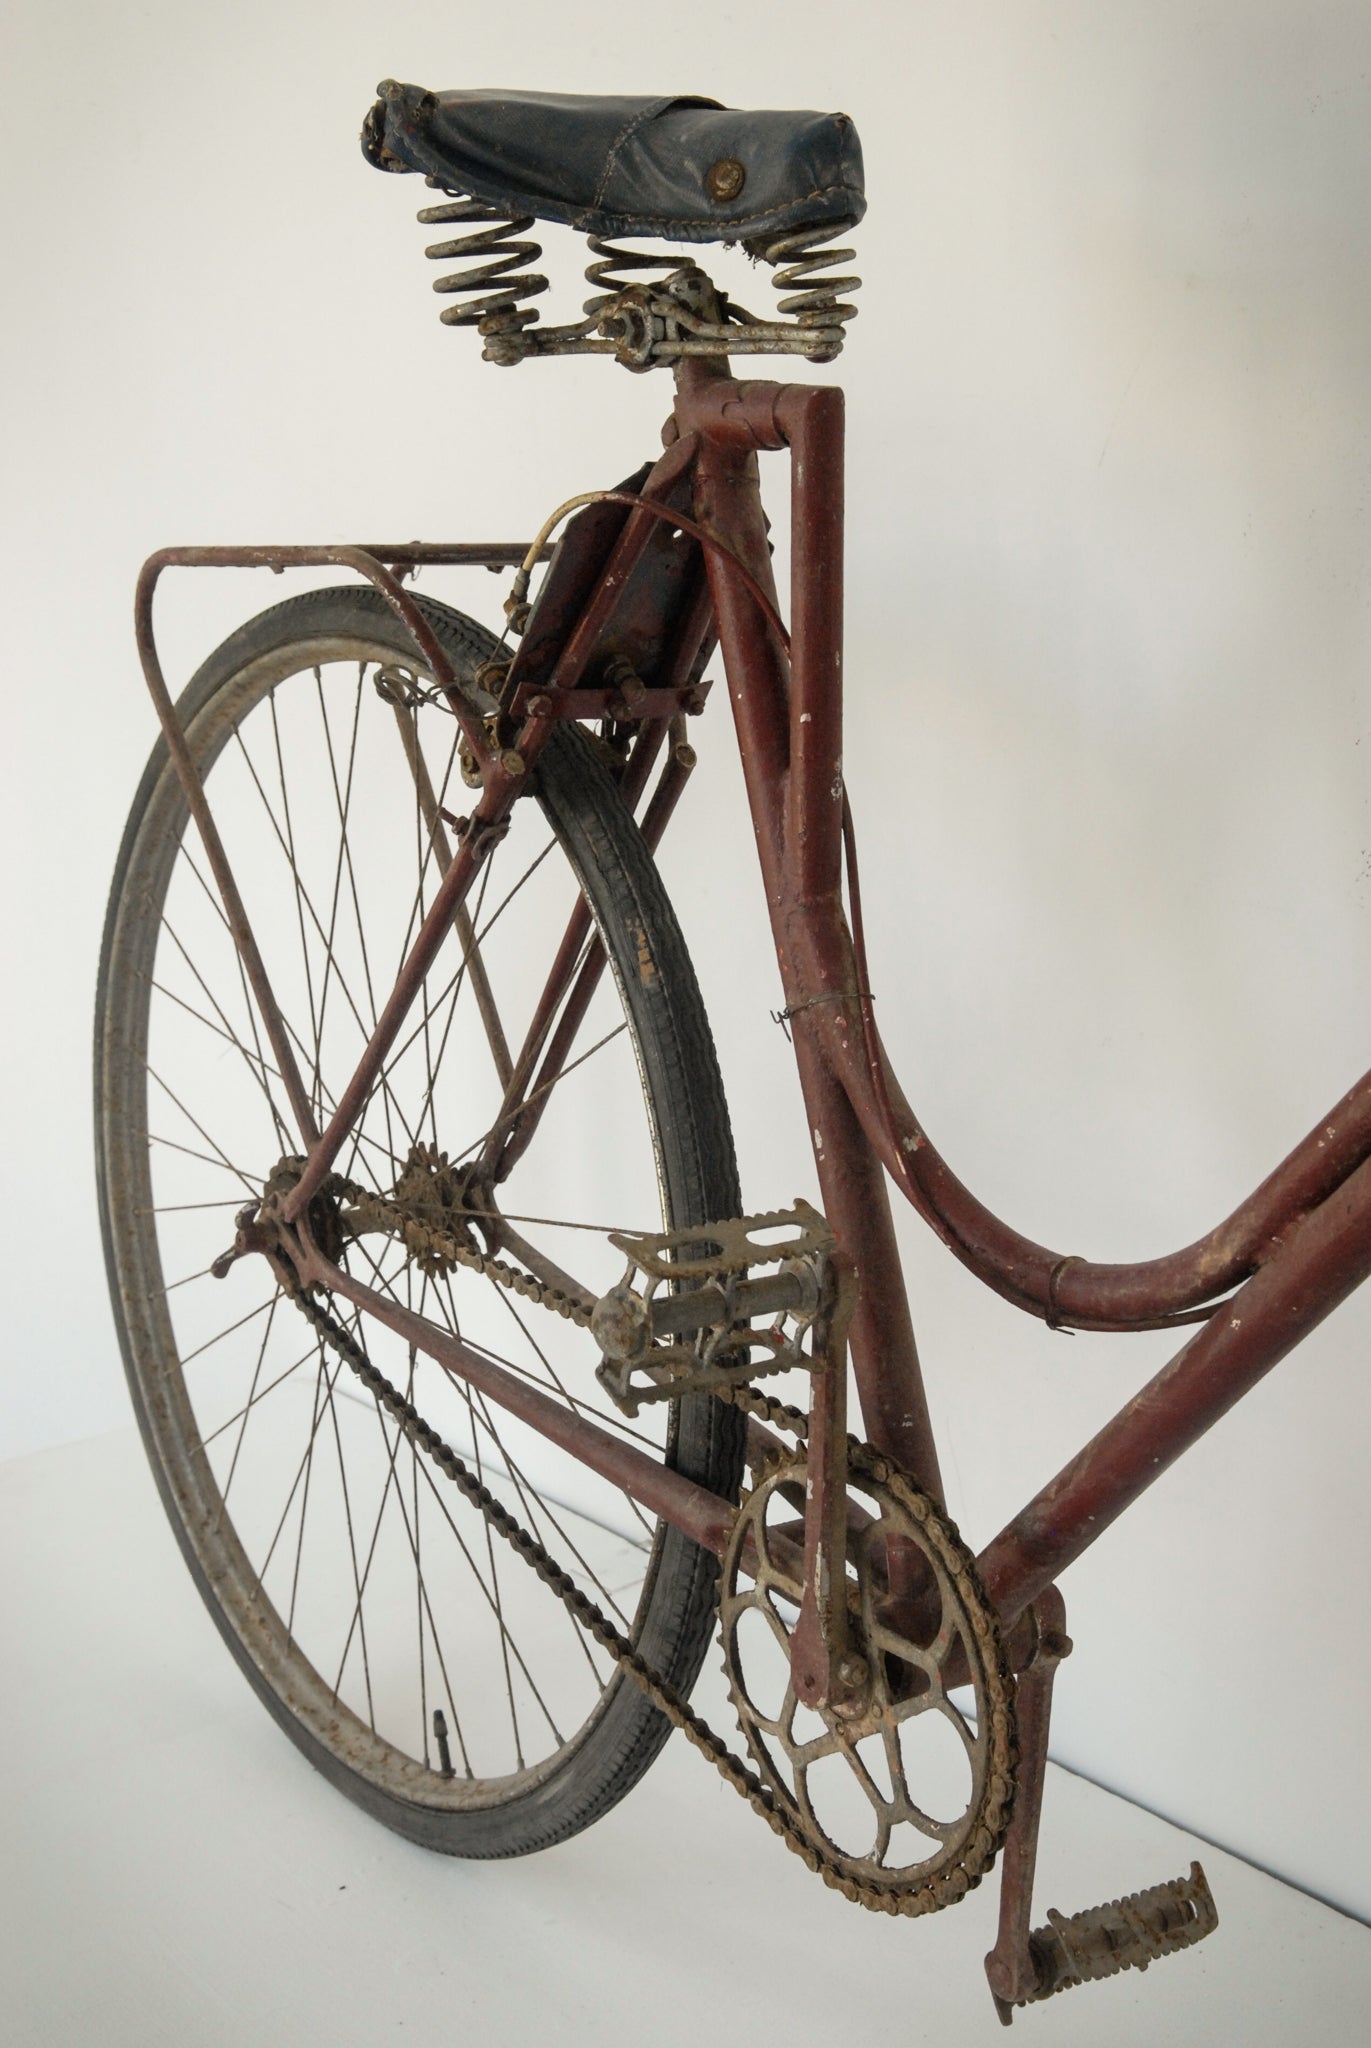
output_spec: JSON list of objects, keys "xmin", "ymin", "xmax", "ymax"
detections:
[{"xmin": 95, "ymin": 585, "xmax": 744, "ymax": 1854}]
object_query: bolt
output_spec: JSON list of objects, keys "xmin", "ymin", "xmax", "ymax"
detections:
[
  {"xmin": 501, "ymin": 749, "xmax": 526, "ymax": 778},
  {"xmin": 526, "ymin": 693, "xmax": 553, "ymax": 717}
]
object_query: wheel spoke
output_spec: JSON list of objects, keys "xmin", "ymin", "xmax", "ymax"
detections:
[
  {"xmin": 384, "ymin": 835, "xmax": 560, "ymax": 1080},
  {"xmin": 169, "ymin": 848, "xmax": 300, "ymax": 1153},
  {"xmin": 283, "ymin": 1343, "xmax": 332, "ymax": 1631},
  {"xmin": 310, "ymin": 667, "xmax": 366, "ymax": 1127},
  {"xmin": 178, "ymin": 1292, "xmax": 277, "ymax": 1367},
  {"xmin": 149, "ymin": 1131, "xmax": 258, "ymax": 1179},
  {"xmin": 206, "ymin": 1332, "xmax": 316, "ymax": 1455},
  {"xmin": 450, "ymin": 1020, "xmax": 628, "ymax": 1171},
  {"xmin": 228, "ymin": 711, "xmax": 420, "ymax": 1158},
  {"xmin": 146, "ymin": 1064, "xmax": 261, "ymax": 1195},
  {"xmin": 391, "ymin": 698, "xmax": 514, "ymax": 1091},
  {"xmin": 149, "ymin": 941, "xmax": 292, "ymax": 1152}
]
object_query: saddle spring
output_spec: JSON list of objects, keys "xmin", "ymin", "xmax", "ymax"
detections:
[
  {"xmin": 417, "ymin": 185, "xmax": 549, "ymax": 365},
  {"xmin": 414, "ymin": 188, "xmax": 861, "ymax": 365},
  {"xmin": 746, "ymin": 216, "xmax": 862, "ymax": 360},
  {"xmin": 583, "ymin": 234, "xmax": 689, "ymax": 314}
]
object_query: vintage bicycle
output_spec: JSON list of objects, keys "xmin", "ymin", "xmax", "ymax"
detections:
[{"xmin": 95, "ymin": 85, "xmax": 1371, "ymax": 2022}]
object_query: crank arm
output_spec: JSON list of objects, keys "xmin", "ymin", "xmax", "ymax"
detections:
[
  {"xmin": 787, "ymin": 1248, "xmax": 861, "ymax": 1713},
  {"xmin": 984, "ymin": 1587, "xmax": 1074, "ymax": 2018},
  {"xmin": 983, "ymin": 1589, "xmax": 1216, "ymax": 2022}
]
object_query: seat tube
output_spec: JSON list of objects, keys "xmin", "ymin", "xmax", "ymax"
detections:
[
  {"xmin": 792, "ymin": 1025, "xmax": 945, "ymax": 1503},
  {"xmin": 681, "ymin": 362, "xmax": 944, "ymax": 1504}
]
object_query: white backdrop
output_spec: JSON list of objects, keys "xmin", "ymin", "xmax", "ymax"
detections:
[{"xmin": 4, "ymin": 0, "xmax": 1371, "ymax": 1921}]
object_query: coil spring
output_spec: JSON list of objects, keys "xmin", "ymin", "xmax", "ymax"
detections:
[
  {"xmin": 583, "ymin": 234, "xmax": 693, "ymax": 316},
  {"xmin": 417, "ymin": 190, "xmax": 549, "ymax": 357},
  {"xmin": 753, "ymin": 217, "xmax": 861, "ymax": 351}
]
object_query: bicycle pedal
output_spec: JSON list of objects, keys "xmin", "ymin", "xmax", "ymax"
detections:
[
  {"xmin": 1001, "ymin": 1862, "xmax": 1217, "ymax": 2016},
  {"xmin": 592, "ymin": 1201, "xmax": 837, "ymax": 1417},
  {"xmin": 607, "ymin": 1201, "xmax": 836, "ymax": 1284}
]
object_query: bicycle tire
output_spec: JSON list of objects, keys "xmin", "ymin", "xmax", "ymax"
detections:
[{"xmin": 95, "ymin": 583, "xmax": 745, "ymax": 1855}]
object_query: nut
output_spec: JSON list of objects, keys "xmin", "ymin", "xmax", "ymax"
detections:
[
  {"xmin": 474, "ymin": 657, "xmax": 511, "ymax": 694},
  {"xmin": 590, "ymin": 1283, "xmax": 650, "ymax": 1363}
]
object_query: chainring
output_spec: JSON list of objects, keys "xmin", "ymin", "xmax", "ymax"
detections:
[{"xmin": 721, "ymin": 1442, "xmax": 1017, "ymax": 1906}]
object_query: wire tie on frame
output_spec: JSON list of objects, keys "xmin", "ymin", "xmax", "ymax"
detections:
[{"xmin": 770, "ymin": 988, "xmax": 874, "ymax": 1042}]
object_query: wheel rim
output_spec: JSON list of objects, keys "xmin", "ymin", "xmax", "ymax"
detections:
[{"xmin": 99, "ymin": 609, "xmax": 726, "ymax": 1816}]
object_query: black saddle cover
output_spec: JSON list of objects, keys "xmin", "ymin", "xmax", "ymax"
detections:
[{"xmin": 362, "ymin": 84, "xmax": 865, "ymax": 245}]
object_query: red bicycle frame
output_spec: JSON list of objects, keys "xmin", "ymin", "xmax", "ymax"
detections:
[{"xmin": 134, "ymin": 356, "xmax": 1371, "ymax": 1643}]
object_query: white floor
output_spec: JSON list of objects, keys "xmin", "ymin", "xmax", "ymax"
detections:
[{"xmin": 3, "ymin": 1426, "xmax": 1367, "ymax": 2047}]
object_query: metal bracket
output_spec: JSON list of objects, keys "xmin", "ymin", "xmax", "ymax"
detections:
[{"xmin": 508, "ymin": 673, "xmax": 711, "ymax": 726}]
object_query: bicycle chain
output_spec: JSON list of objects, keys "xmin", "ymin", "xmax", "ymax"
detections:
[
  {"xmin": 331, "ymin": 1167, "xmax": 597, "ymax": 1327},
  {"xmin": 290, "ymin": 1185, "xmax": 1014, "ymax": 1920}
]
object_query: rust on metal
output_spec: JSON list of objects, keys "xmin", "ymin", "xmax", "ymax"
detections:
[{"xmin": 128, "ymin": 230, "xmax": 1371, "ymax": 2016}]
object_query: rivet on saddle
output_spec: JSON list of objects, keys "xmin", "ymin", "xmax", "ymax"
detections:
[{"xmin": 361, "ymin": 83, "xmax": 866, "ymax": 368}]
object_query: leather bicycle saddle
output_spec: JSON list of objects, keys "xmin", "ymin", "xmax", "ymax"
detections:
[{"xmin": 361, "ymin": 84, "xmax": 865, "ymax": 245}]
